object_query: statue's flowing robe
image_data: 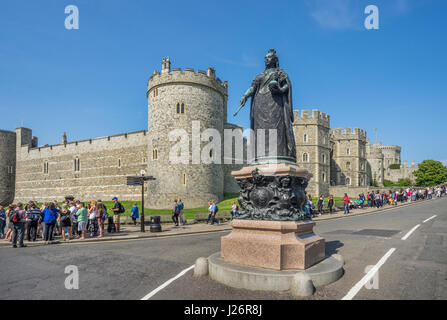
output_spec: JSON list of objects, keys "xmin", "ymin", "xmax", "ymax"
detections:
[{"xmin": 249, "ymin": 68, "xmax": 296, "ymax": 162}]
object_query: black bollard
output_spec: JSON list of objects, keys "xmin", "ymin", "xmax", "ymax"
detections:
[{"xmin": 150, "ymin": 216, "xmax": 162, "ymax": 232}]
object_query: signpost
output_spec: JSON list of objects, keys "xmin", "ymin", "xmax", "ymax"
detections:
[{"xmin": 126, "ymin": 170, "xmax": 155, "ymax": 232}]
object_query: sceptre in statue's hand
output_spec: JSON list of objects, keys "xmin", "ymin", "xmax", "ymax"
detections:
[{"xmin": 233, "ymin": 87, "xmax": 253, "ymax": 117}]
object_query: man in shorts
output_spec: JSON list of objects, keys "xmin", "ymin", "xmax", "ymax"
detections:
[
  {"xmin": 76, "ymin": 202, "xmax": 88, "ymax": 240},
  {"xmin": 110, "ymin": 197, "xmax": 123, "ymax": 232}
]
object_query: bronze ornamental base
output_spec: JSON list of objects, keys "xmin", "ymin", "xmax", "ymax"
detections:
[{"xmin": 221, "ymin": 219, "xmax": 325, "ymax": 271}]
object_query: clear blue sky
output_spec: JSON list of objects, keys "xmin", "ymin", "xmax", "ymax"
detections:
[{"xmin": 0, "ymin": 0, "xmax": 446, "ymax": 165}]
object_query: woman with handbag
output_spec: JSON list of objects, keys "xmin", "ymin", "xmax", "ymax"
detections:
[
  {"xmin": 96, "ymin": 202, "xmax": 106, "ymax": 238},
  {"xmin": 59, "ymin": 204, "xmax": 72, "ymax": 241}
]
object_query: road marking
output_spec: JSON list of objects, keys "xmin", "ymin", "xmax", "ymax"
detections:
[
  {"xmin": 141, "ymin": 265, "xmax": 195, "ymax": 300},
  {"xmin": 423, "ymin": 215, "xmax": 437, "ymax": 223},
  {"xmin": 341, "ymin": 248, "xmax": 396, "ymax": 300},
  {"xmin": 401, "ymin": 224, "xmax": 420, "ymax": 240}
]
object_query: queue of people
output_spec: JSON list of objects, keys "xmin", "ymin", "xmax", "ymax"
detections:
[
  {"xmin": 0, "ymin": 197, "xmax": 126, "ymax": 248},
  {"xmin": 305, "ymin": 185, "xmax": 447, "ymax": 218}
]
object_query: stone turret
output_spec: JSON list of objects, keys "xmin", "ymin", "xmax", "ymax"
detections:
[
  {"xmin": 292, "ymin": 109, "xmax": 331, "ymax": 195},
  {"xmin": 146, "ymin": 57, "xmax": 229, "ymax": 209},
  {"xmin": 0, "ymin": 129, "xmax": 16, "ymax": 205}
]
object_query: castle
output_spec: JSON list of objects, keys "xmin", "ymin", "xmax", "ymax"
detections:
[{"xmin": 0, "ymin": 58, "xmax": 417, "ymax": 208}]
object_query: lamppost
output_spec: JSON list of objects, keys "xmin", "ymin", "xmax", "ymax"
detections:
[{"xmin": 140, "ymin": 169, "xmax": 146, "ymax": 232}]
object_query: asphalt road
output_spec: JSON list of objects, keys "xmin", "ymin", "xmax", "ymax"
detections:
[{"xmin": 0, "ymin": 198, "xmax": 446, "ymax": 300}]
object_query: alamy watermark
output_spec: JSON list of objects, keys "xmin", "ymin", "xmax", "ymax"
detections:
[
  {"xmin": 65, "ymin": 5, "xmax": 79, "ymax": 30},
  {"xmin": 364, "ymin": 265, "xmax": 380, "ymax": 290},
  {"xmin": 64, "ymin": 265, "xmax": 79, "ymax": 289},
  {"xmin": 365, "ymin": 5, "xmax": 379, "ymax": 30}
]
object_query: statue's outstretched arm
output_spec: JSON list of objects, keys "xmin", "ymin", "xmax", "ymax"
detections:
[{"xmin": 234, "ymin": 86, "xmax": 254, "ymax": 117}]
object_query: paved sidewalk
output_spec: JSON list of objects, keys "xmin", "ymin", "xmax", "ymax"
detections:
[
  {"xmin": 0, "ymin": 222, "xmax": 232, "ymax": 248},
  {"xmin": 0, "ymin": 199, "xmax": 437, "ymax": 248}
]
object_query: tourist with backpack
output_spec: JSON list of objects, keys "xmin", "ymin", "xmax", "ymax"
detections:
[
  {"xmin": 11, "ymin": 203, "xmax": 27, "ymax": 248},
  {"xmin": 177, "ymin": 198, "xmax": 186, "ymax": 225},
  {"xmin": 210, "ymin": 200, "xmax": 218, "ymax": 225},
  {"xmin": 110, "ymin": 197, "xmax": 125, "ymax": 232},
  {"xmin": 26, "ymin": 202, "xmax": 41, "ymax": 242},
  {"xmin": 172, "ymin": 199, "xmax": 180, "ymax": 226}
]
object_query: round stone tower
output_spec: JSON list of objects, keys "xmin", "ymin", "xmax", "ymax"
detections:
[
  {"xmin": 146, "ymin": 57, "xmax": 228, "ymax": 209},
  {"xmin": 0, "ymin": 129, "xmax": 16, "ymax": 206}
]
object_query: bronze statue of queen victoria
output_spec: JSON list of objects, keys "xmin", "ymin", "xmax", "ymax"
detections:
[{"xmin": 234, "ymin": 49, "xmax": 296, "ymax": 164}]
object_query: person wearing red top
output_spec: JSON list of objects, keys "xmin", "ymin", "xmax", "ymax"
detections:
[{"xmin": 342, "ymin": 193, "xmax": 350, "ymax": 214}]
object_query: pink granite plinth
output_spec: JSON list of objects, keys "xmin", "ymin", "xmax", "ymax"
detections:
[{"xmin": 221, "ymin": 219, "xmax": 325, "ymax": 271}]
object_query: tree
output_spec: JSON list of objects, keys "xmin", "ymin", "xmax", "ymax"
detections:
[{"xmin": 413, "ymin": 160, "xmax": 447, "ymax": 187}]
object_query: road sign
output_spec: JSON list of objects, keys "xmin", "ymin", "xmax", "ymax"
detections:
[{"xmin": 126, "ymin": 175, "xmax": 156, "ymax": 233}]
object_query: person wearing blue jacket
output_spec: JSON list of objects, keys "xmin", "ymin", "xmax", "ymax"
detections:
[
  {"xmin": 130, "ymin": 203, "xmax": 139, "ymax": 226},
  {"xmin": 42, "ymin": 202, "xmax": 59, "ymax": 243}
]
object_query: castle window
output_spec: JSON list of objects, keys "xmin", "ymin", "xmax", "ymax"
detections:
[
  {"xmin": 74, "ymin": 157, "xmax": 80, "ymax": 171},
  {"xmin": 346, "ymin": 148, "xmax": 350, "ymax": 155},
  {"xmin": 322, "ymin": 172, "xmax": 326, "ymax": 183},
  {"xmin": 7, "ymin": 166, "xmax": 13, "ymax": 174},
  {"xmin": 176, "ymin": 103, "xmax": 180, "ymax": 114},
  {"xmin": 142, "ymin": 157, "xmax": 147, "ymax": 164},
  {"xmin": 182, "ymin": 173, "xmax": 187, "ymax": 186},
  {"xmin": 346, "ymin": 177, "xmax": 351, "ymax": 186},
  {"xmin": 303, "ymin": 134, "xmax": 308, "ymax": 143},
  {"xmin": 43, "ymin": 161, "xmax": 49, "ymax": 174},
  {"xmin": 323, "ymin": 136, "xmax": 327, "ymax": 144},
  {"xmin": 322, "ymin": 154, "xmax": 326, "ymax": 164},
  {"xmin": 346, "ymin": 162, "xmax": 351, "ymax": 170},
  {"xmin": 118, "ymin": 158, "xmax": 121, "ymax": 168},
  {"xmin": 152, "ymin": 149, "xmax": 158, "ymax": 160},
  {"xmin": 181, "ymin": 103, "xmax": 185, "ymax": 114},
  {"xmin": 302, "ymin": 153, "xmax": 309, "ymax": 162},
  {"xmin": 209, "ymin": 149, "xmax": 213, "ymax": 158}
]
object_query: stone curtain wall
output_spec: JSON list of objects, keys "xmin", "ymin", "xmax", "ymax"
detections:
[
  {"xmin": 13, "ymin": 130, "xmax": 148, "ymax": 203},
  {"xmin": 0, "ymin": 130, "xmax": 16, "ymax": 205}
]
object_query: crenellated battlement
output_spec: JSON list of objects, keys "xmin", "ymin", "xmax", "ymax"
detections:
[
  {"xmin": 377, "ymin": 145, "xmax": 401, "ymax": 152},
  {"xmin": 330, "ymin": 127, "xmax": 367, "ymax": 140},
  {"xmin": 18, "ymin": 130, "xmax": 148, "ymax": 159},
  {"xmin": 293, "ymin": 109, "xmax": 330, "ymax": 127},
  {"xmin": 147, "ymin": 57, "xmax": 228, "ymax": 98}
]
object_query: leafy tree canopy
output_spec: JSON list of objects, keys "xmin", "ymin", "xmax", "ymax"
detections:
[{"xmin": 413, "ymin": 160, "xmax": 447, "ymax": 187}]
